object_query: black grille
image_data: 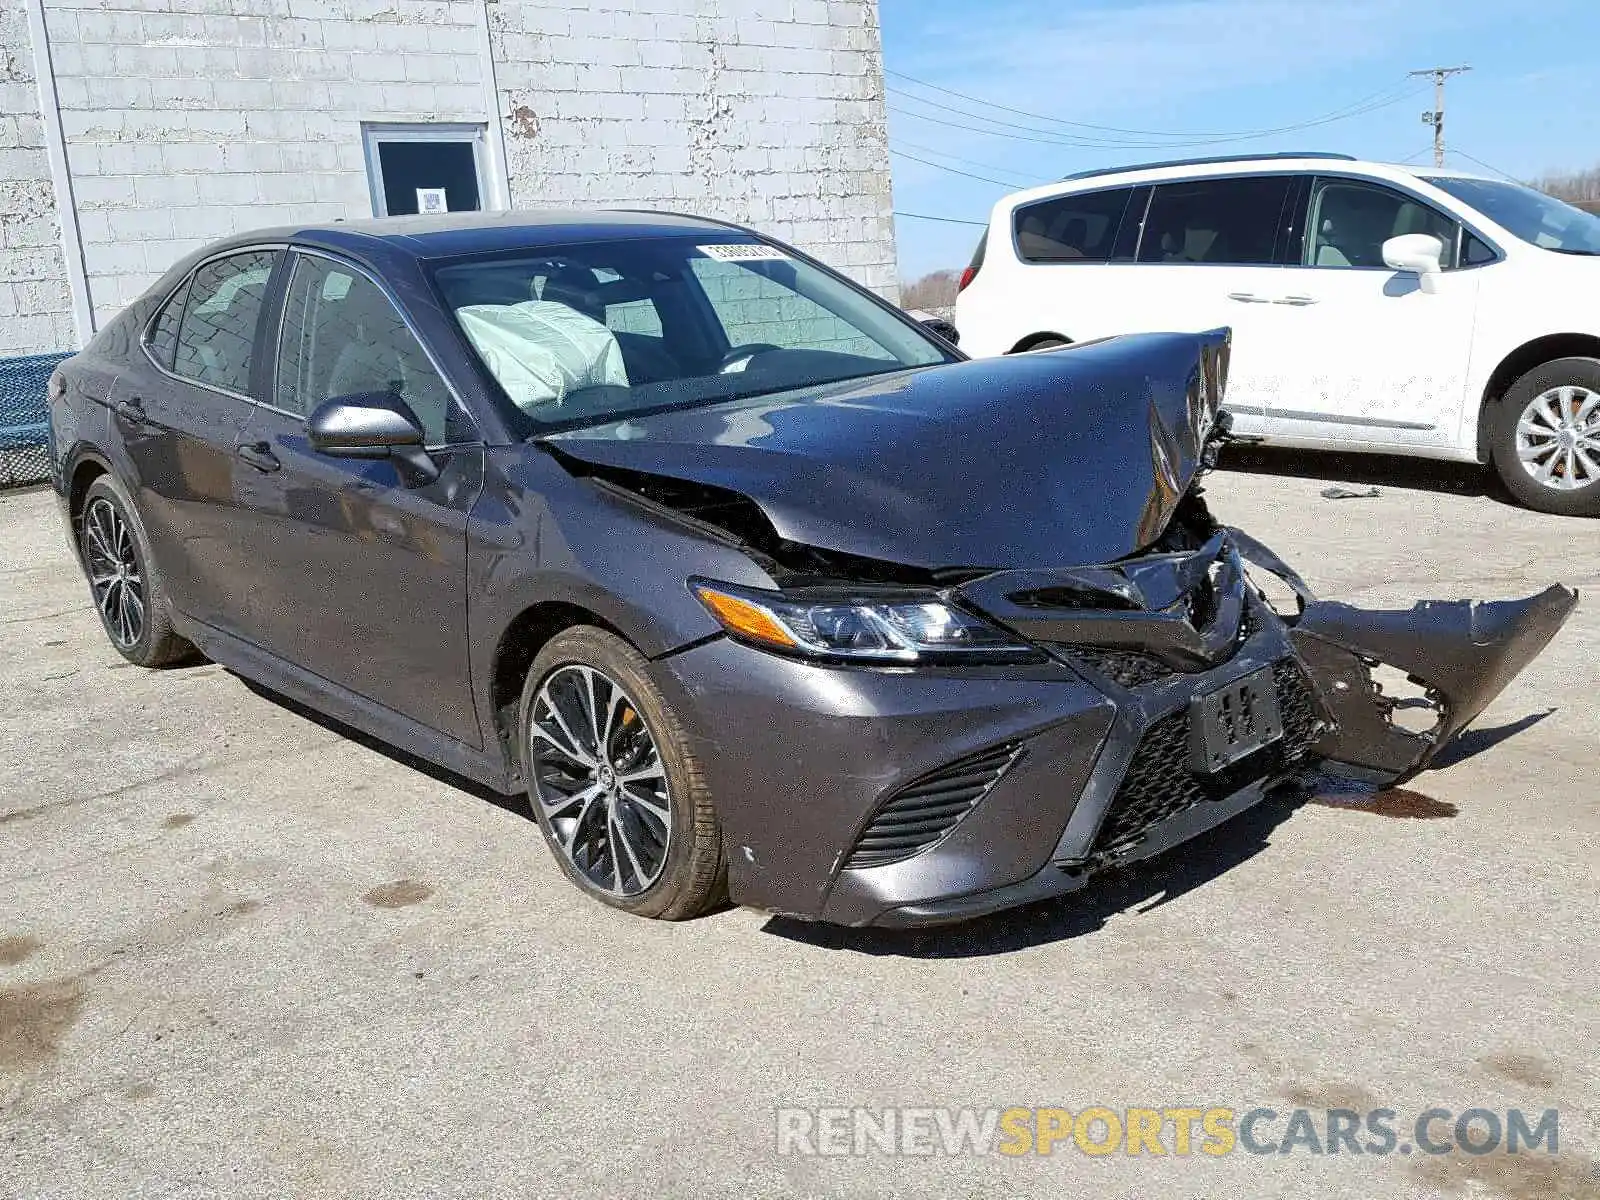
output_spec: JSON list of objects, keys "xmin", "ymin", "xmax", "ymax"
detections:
[
  {"xmin": 845, "ymin": 742, "xmax": 1022, "ymax": 869},
  {"xmin": 1092, "ymin": 658, "xmax": 1323, "ymax": 857},
  {"xmin": 1064, "ymin": 646, "xmax": 1175, "ymax": 688},
  {"xmin": 1273, "ymin": 657, "xmax": 1320, "ymax": 761}
]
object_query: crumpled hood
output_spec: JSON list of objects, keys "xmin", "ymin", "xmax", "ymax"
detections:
[{"xmin": 544, "ymin": 329, "xmax": 1230, "ymax": 570}]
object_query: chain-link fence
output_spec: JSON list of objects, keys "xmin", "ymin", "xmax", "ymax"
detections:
[{"xmin": 1, "ymin": 352, "xmax": 71, "ymax": 490}]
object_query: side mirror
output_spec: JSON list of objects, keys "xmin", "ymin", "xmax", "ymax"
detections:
[
  {"xmin": 1382, "ymin": 234, "xmax": 1445, "ymax": 294},
  {"xmin": 306, "ymin": 392, "xmax": 438, "ymax": 484},
  {"xmin": 920, "ymin": 317, "xmax": 961, "ymax": 346}
]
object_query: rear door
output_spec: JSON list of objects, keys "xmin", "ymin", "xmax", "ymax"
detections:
[
  {"xmin": 968, "ymin": 185, "xmax": 1140, "ymax": 356},
  {"xmin": 1118, "ymin": 174, "xmax": 1298, "ymax": 437},
  {"xmin": 230, "ymin": 250, "xmax": 484, "ymax": 746},
  {"xmin": 109, "ymin": 248, "xmax": 281, "ymax": 632},
  {"xmin": 1253, "ymin": 176, "xmax": 1482, "ymax": 453}
]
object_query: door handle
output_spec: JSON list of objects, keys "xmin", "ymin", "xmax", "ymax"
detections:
[
  {"xmin": 1274, "ymin": 295, "xmax": 1320, "ymax": 306},
  {"xmin": 114, "ymin": 397, "xmax": 146, "ymax": 426},
  {"xmin": 236, "ymin": 440, "xmax": 281, "ymax": 473},
  {"xmin": 1226, "ymin": 292, "xmax": 1270, "ymax": 303}
]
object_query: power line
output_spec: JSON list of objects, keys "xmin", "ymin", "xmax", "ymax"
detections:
[
  {"xmin": 893, "ymin": 211, "xmax": 989, "ymax": 226},
  {"xmin": 893, "ymin": 139, "xmax": 1039, "ymax": 186},
  {"xmin": 885, "ymin": 68, "xmax": 1427, "ymax": 145},
  {"xmin": 1449, "ymin": 148, "xmax": 1523, "ymax": 183},
  {"xmin": 889, "ymin": 147, "xmax": 1024, "ymax": 188},
  {"xmin": 1410, "ymin": 65, "xmax": 1471, "ymax": 168},
  {"xmin": 886, "ymin": 83, "xmax": 1430, "ymax": 154},
  {"xmin": 888, "ymin": 101, "xmax": 1120, "ymax": 148}
]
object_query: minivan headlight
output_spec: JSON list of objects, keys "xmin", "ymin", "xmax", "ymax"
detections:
[{"xmin": 690, "ymin": 579, "xmax": 1040, "ymax": 664}]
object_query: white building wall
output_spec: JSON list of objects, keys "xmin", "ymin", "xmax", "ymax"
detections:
[
  {"xmin": 0, "ymin": 0, "xmax": 75, "ymax": 355},
  {"xmin": 489, "ymin": 0, "xmax": 896, "ymax": 300},
  {"xmin": 4, "ymin": 0, "xmax": 895, "ymax": 349},
  {"xmin": 42, "ymin": 0, "xmax": 490, "ymax": 329}
]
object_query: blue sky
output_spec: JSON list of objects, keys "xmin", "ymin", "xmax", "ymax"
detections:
[{"xmin": 880, "ymin": 0, "xmax": 1600, "ymax": 278}]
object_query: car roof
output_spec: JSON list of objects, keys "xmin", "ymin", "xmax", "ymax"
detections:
[
  {"xmin": 996, "ymin": 154, "xmax": 1497, "ymax": 210},
  {"xmin": 201, "ymin": 209, "xmax": 749, "ymax": 263}
]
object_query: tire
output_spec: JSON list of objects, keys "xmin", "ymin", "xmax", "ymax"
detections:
[
  {"xmin": 1013, "ymin": 337, "xmax": 1069, "ymax": 354},
  {"xmin": 1491, "ymin": 356, "xmax": 1600, "ymax": 516},
  {"xmin": 78, "ymin": 475, "xmax": 197, "ymax": 667},
  {"xmin": 518, "ymin": 626, "xmax": 724, "ymax": 920}
]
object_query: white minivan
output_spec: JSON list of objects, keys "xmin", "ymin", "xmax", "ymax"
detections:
[{"xmin": 954, "ymin": 152, "xmax": 1600, "ymax": 514}]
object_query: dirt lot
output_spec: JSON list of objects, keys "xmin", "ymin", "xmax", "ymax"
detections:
[{"xmin": 2, "ymin": 458, "xmax": 1597, "ymax": 1199}]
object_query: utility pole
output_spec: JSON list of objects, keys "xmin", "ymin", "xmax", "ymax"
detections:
[{"xmin": 1410, "ymin": 65, "xmax": 1471, "ymax": 168}]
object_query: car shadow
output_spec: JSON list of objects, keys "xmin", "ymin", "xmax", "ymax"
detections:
[
  {"xmin": 1426, "ymin": 709, "xmax": 1556, "ymax": 770},
  {"xmin": 231, "ymin": 673, "xmax": 530, "ymax": 819},
  {"xmin": 760, "ymin": 784, "xmax": 1307, "ymax": 959},
  {"xmin": 1217, "ymin": 444, "xmax": 1516, "ymax": 505}
]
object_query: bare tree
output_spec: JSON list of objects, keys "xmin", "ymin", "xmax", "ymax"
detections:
[
  {"xmin": 1536, "ymin": 166, "xmax": 1600, "ymax": 206},
  {"xmin": 900, "ymin": 269, "xmax": 960, "ymax": 312}
]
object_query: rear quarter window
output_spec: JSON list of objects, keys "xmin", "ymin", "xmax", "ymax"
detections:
[{"xmin": 1013, "ymin": 188, "xmax": 1134, "ymax": 263}]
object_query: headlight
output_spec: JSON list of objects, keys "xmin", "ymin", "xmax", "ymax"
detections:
[{"xmin": 690, "ymin": 579, "xmax": 1041, "ymax": 664}]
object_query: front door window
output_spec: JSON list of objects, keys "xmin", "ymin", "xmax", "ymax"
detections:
[
  {"xmin": 275, "ymin": 254, "xmax": 473, "ymax": 446},
  {"xmin": 1306, "ymin": 180, "xmax": 1459, "ymax": 269}
]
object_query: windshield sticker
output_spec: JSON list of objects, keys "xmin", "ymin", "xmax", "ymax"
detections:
[{"xmin": 697, "ymin": 243, "xmax": 790, "ymax": 262}]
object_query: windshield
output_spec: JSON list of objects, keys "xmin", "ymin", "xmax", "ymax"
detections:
[
  {"xmin": 431, "ymin": 236, "xmax": 955, "ymax": 432},
  {"xmin": 1424, "ymin": 176, "xmax": 1600, "ymax": 255}
]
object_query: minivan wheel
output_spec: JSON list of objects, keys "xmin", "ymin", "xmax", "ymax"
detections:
[
  {"xmin": 1013, "ymin": 336, "xmax": 1069, "ymax": 354},
  {"xmin": 1493, "ymin": 357, "xmax": 1600, "ymax": 516},
  {"xmin": 78, "ymin": 475, "xmax": 196, "ymax": 667},
  {"xmin": 519, "ymin": 626, "xmax": 725, "ymax": 920}
]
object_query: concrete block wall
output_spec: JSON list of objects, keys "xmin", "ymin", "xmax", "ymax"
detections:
[
  {"xmin": 4, "ymin": 0, "xmax": 897, "ymax": 350},
  {"xmin": 488, "ymin": 0, "xmax": 896, "ymax": 302},
  {"xmin": 0, "ymin": 1, "xmax": 75, "ymax": 355},
  {"xmin": 42, "ymin": 0, "xmax": 491, "ymax": 328}
]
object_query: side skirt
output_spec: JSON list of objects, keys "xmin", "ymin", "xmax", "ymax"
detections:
[{"xmin": 171, "ymin": 611, "xmax": 518, "ymax": 796}]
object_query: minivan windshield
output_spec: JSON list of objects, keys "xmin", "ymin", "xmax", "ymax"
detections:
[
  {"xmin": 1424, "ymin": 176, "xmax": 1600, "ymax": 255},
  {"xmin": 431, "ymin": 236, "xmax": 954, "ymax": 432}
]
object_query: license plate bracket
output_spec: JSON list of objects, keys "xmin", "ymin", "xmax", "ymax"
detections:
[{"xmin": 1189, "ymin": 666, "xmax": 1283, "ymax": 773}]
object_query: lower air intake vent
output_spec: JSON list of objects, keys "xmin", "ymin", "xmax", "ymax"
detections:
[{"xmin": 845, "ymin": 743, "xmax": 1023, "ymax": 869}]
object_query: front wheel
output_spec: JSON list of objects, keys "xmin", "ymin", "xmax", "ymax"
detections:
[
  {"xmin": 1492, "ymin": 357, "xmax": 1600, "ymax": 515},
  {"xmin": 519, "ymin": 627, "xmax": 725, "ymax": 920}
]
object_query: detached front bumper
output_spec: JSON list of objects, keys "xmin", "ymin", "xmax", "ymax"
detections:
[{"xmin": 652, "ymin": 595, "xmax": 1317, "ymax": 927}]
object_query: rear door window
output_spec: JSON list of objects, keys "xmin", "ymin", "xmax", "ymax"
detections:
[
  {"xmin": 1013, "ymin": 187, "xmax": 1134, "ymax": 263},
  {"xmin": 172, "ymin": 250, "xmax": 280, "ymax": 395},
  {"xmin": 1138, "ymin": 176, "xmax": 1293, "ymax": 265},
  {"xmin": 1306, "ymin": 178, "xmax": 1460, "ymax": 268}
]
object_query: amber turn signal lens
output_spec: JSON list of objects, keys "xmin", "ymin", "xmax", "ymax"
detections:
[{"xmin": 693, "ymin": 586, "xmax": 800, "ymax": 649}]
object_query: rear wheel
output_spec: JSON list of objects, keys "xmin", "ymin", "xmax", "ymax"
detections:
[
  {"xmin": 78, "ymin": 475, "xmax": 196, "ymax": 667},
  {"xmin": 1492, "ymin": 357, "xmax": 1600, "ymax": 515},
  {"xmin": 519, "ymin": 627, "xmax": 724, "ymax": 920},
  {"xmin": 1013, "ymin": 336, "xmax": 1069, "ymax": 354}
]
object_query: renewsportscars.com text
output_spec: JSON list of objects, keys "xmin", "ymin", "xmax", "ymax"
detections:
[{"xmin": 776, "ymin": 1105, "xmax": 1560, "ymax": 1159}]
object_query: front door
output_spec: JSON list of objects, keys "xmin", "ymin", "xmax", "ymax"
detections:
[
  {"xmin": 232, "ymin": 250, "xmax": 485, "ymax": 747},
  {"xmin": 1256, "ymin": 177, "xmax": 1482, "ymax": 453},
  {"xmin": 112, "ymin": 249, "xmax": 280, "ymax": 633}
]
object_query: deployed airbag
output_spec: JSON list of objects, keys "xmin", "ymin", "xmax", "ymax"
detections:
[{"xmin": 457, "ymin": 300, "xmax": 629, "ymax": 412}]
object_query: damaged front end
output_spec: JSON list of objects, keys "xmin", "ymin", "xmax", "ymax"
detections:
[{"xmin": 540, "ymin": 328, "xmax": 1576, "ymax": 922}]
